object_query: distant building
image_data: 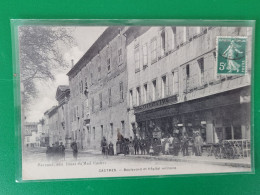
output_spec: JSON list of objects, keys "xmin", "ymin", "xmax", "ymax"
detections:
[
  {"xmin": 126, "ymin": 26, "xmax": 252, "ymax": 143},
  {"xmin": 46, "ymin": 85, "xmax": 71, "ymax": 147},
  {"xmin": 67, "ymin": 27, "xmax": 129, "ymax": 150},
  {"xmin": 24, "ymin": 122, "xmax": 40, "ymax": 147}
]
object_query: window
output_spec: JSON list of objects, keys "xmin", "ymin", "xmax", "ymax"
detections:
[
  {"xmin": 171, "ymin": 27, "xmax": 177, "ymax": 49},
  {"xmin": 79, "ymin": 81, "xmax": 83, "ymax": 94},
  {"xmin": 118, "ymin": 48, "xmax": 123, "ymax": 64},
  {"xmin": 108, "ymin": 88, "xmax": 112, "ymax": 106},
  {"xmin": 186, "ymin": 64, "xmax": 190, "ymax": 78},
  {"xmin": 172, "ymin": 71, "xmax": 179, "ymax": 94},
  {"xmin": 99, "ymin": 93, "xmax": 102, "ymax": 110},
  {"xmin": 119, "ymin": 82, "xmax": 124, "ymax": 100},
  {"xmin": 152, "ymin": 79, "xmax": 157, "ymax": 101},
  {"xmin": 143, "ymin": 43, "xmax": 148, "ymax": 66},
  {"xmin": 183, "ymin": 27, "xmax": 187, "ymax": 43},
  {"xmin": 151, "ymin": 38, "xmax": 157, "ymax": 62},
  {"xmin": 101, "ymin": 125, "xmax": 103, "ymax": 138},
  {"xmin": 98, "ymin": 65, "xmax": 101, "ymax": 80},
  {"xmin": 198, "ymin": 58, "xmax": 204, "ymax": 73},
  {"xmin": 143, "ymin": 84, "xmax": 148, "ymax": 104},
  {"xmin": 110, "ymin": 123, "xmax": 113, "ymax": 138},
  {"xmin": 134, "ymin": 47, "xmax": 140, "ymax": 71},
  {"xmin": 129, "ymin": 89, "xmax": 133, "ymax": 108},
  {"xmin": 91, "ymin": 98, "xmax": 94, "ymax": 112},
  {"xmin": 161, "ymin": 75, "xmax": 167, "ymax": 98},
  {"xmin": 121, "ymin": 121, "xmax": 125, "ymax": 136},
  {"xmin": 82, "ymin": 102, "xmax": 84, "ymax": 118},
  {"xmin": 107, "ymin": 58, "xmax": 111, "ymax": 72},
  {"xmin": 84, "ymin": 77, "xmax": 88, "ymax": 98},
  {"xmin": 198, "ymin": 58, "xmax": 204, "ymax": 85},
  {"xmin": 93, "ymin": 127, "xmax": 95, "ymax": 140},
  {"xmin": 136, "ymin": 87, "xmax": 141, "ymax": 106},
  {"xmin": 91, "ymin": 73, "xmax": 93, "ymax": 85},
  {"xmin": 160, "ymin": 30, "xmax": 166, "ymax": 56}
]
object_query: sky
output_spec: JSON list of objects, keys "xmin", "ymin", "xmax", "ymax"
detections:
[{"xmin": 25, "ymin": 26, "xmax": 107, "ymax": 122}]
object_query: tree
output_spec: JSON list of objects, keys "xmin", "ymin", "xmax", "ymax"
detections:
[{"xmin": 19, "ymin": 26, "xmax": 75, "ymax": 108}]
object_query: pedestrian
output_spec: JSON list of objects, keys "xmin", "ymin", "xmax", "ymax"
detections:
[
  {"xmin": 46, "ymin": 146, "xmax": 52, "ymax": 161},
  {"xmin": 116, "ymin": 138, "xmax": 121, "ymax": 155},
  {"xmin": 161, "ymin": 137, "xmax": 166, "ymax": 154},
  {"xmin": 164, "ymin": 137, "xmax": 170, "ymax": 155},
  {"xmin": 133, "ymin": 137, "xmax": 140, "ymax": 155},
  {"xmin": 149, "ymin": 145, "xmax": 154, "ymax": 156},
  {"xmin": 172, "ymin": 135, "xmax": 180, "ymax": 156},
  {"xmin": 59, "ymin": 142, "xmax": 65, "ymax": 160},
  {"xmin": 108, "ymin": 141, "xmax": 114, "ymax": 156},
  {"xmin": 194, "ymin": 132, "xmax": 203, "ymax": 156},
  {"xmin": 145, "ymin": 136, "xmax": 150, "ymax": 155},
  {"xmin": 181, "ymin": 134, "xmax": 189, "ymax": 156},
  {"xmin": 129, "ymin": 137, "xmax": 135, "ymax": 155},
  {"xmin": 101, "ymin": 137, "xmax": 108, "ymax": 157},
  {"xmin": 140, "ymin": 137, "xmax": 146, "ymax": 155},
  {"xmin": 71, "ymin": 142, "xmax": 78, "ymax": 160}
]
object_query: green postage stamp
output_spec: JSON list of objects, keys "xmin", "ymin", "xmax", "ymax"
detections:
[{"xmin": 216, "ymin": 36, "xmax": 247, "ymax": 75}]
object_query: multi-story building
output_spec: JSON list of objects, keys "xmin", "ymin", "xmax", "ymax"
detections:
[
  {"xmin": 46, "ymin": 85, "xmax": 71, "ymax": 147},
  {"xmin": 55, "ymin": 85, "xmax": 71, "ymax": 148},
  {"xmin": 126, "ymin": 26, "xmax": 252, "ymax": 143},
  {"xmin": 67, "ymin": 26, "xmax": 129, "ymax": 150},
  {"xmin": 24, "ymin": 122, "xmax": 40, "ymax": 147}
]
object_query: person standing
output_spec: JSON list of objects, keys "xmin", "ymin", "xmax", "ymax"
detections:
[
  {"xmin": 172, "ymin": 135, "xmax": 180, "ymax": 156},
  {"xmin": 145, "ymin": 136, "xmax": 150, "ymax": 155},
  {"xmin": 181, "ymin": 134, "xmax": 189, "ymax": 156},
  {"xmin": 133, "ymin": 137, "xmax": 140, "ymax": 155},
  {"xmin": 116, "ymin": 138, "xmax": 121, "ymax": 155},
  {"xmin": 140, "ymin": 137, "xmax": 146, "ymax": 155},
  {"xmin": 71, "ymin": 142, "xmax": 78, "ymax": 160},
  {"xmin": 59, "ymin": 142, "xmax": 65, "ymax": 160},
  {"xmin": 108, "ymin": 141, "xmax": 114, "ymax": 155},
  {"xmin": 194, "ymin": 132, "xmax": 203, "ymax": 156},
  {"xmin": 164, "ymin": 137, "xmax": 170, "ymax": 155}
]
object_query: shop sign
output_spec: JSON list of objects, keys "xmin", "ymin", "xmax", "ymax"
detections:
[{"xmin": 134, "ymin": 95, "xmax": 178, "ymax": 113}]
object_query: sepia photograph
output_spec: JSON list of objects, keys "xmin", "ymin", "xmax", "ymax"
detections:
[{"xmin": 18, "ymin": 24, "xmax": 252, "ymax": 180}]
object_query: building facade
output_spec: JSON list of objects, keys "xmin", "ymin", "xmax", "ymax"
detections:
[
  {"xmin": 126, "ymin": 26, "xmax": 252, "ymax": 143},
  {"xmin": 67, "ymin": 27, "xmax": 129, "ymax": 150},
  {"xmin": 46, "ymin": 85, "xmax": 71, "ymax": 147},
  {"xmin": 24, "ymin": 122, "xmax": 40, "ymax": 147}
]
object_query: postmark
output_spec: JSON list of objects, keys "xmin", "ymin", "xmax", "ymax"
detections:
[{"xmin": 216, "ymin": 36, "xmax": 247, "ymax": 75}]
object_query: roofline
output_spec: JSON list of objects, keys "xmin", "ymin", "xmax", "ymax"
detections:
[{"xmin": 67, "ymin": 26, "xmax": 125, "ymax": 78}]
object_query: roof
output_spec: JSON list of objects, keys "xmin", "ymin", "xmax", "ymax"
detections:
[{"xmin": 67, "ymin": 26, "xmax": 125, "ymax": 78}]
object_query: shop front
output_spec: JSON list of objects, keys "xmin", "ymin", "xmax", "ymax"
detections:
[{"xmin": 134, "ymin": 86, "xmax": 250, "ymax": 144}]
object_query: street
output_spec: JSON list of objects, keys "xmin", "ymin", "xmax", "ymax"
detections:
[{"xmin": 22, "ymin": 148, "xmax": 251, "ymax": 180}]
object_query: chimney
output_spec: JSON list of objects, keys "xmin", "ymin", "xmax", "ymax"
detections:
[{"xmin": 71, "ymin": 59, "xmax": 74, "ymax": 67}]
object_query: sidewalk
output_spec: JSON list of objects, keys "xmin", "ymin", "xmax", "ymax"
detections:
[{"xmin": 81, "ymin": 149, "xmax": 251, "ymax": 168}]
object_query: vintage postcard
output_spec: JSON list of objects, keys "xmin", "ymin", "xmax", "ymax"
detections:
[{"xmin": 16, "ymin": 22, "xmax": 253, "ymax": 180}]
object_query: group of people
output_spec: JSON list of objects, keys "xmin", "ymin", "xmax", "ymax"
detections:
[
  {"xmin": 101, "ymin": 137, "xmax": 115, "ymax": 156},
  {"xmin": 46, "ymin": 142, "xmax": 65, "ymax": 161},
  {"xmin": 109, "ymin": 132, "xmax": 204, "ymax": 157}
]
